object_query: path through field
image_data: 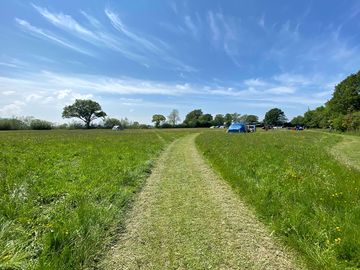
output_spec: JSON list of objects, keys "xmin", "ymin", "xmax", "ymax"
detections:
[
  {"xmin": 104, "ymin": 134, "xmax": 303, "ymax": 269},
  {"xmin": 331, "ymin": 134, "xmax": 360, "ymax": 171}
]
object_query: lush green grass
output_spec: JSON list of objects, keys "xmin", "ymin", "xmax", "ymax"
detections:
[
  {"xmin": 196, "ymin": 130, "xmax": 360, "ymax": 269},
  {"xmin": 0, "ymin": 129, "xmax": 190, "ymax": 269}
]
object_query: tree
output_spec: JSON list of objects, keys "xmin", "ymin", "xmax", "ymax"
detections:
[
  {"xmin": 199, "ymin": 113, "xmax": 213, "ymax": 127},
  {"xmin": 213, "ymin": 114, "xmax": 225, "ymax": 126},
  {"xmin": 327, "ymin": 71, "xmax": 360, "ymax": 115},
  {"xmin": 62, "ymin": 99, "xmax": 107, "ymax": 128},
  {"xmin": 264, "ymin": 108, "xmax": 287, "ymax": 126},
  {"xmin": 104, "ymin": 117, "xmax": 122, "ymax": 129},
  {"xmin": 167, "ymin": 109, "xmax": 180, "ymax": 126},
  {"xmin": 231, "ymin": 113, "xmax": 241, "ymax": 122},
  {"xmin": 245, "ymin": 115, "xmax": 259, "ymax": 124},
  {"xmin": 224, "ymin": 113, "xmax": 233, "ymax": 127},
  {"xmin": 184, "ymin": 109, "xmax": 203, "ymax": 127},
  {"xmin": 152, "ymin": 114, "xmax": 166, "ymax": 128},
  {"xmin": 291, "ymin": 115, "xmax": 305, "ymax": 126}
]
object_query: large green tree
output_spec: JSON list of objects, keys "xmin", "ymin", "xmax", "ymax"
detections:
[
  {"xmin": 152, "ymin": 114, "xmax": 166, "ymax": 128},
  {"xmin": 62, "ymin": 99, "xmax": 107, "ymax": 128},
  {"xmin": 264, "ymin": 108, "xmax": 287, "ymax": 126},
  {"xmin": 327, "ymin": 70, "xmax": 360, "ymax": 115},
  {"xmin": 184, "ymin": 109, "xmax": 203, "ymax": 127}
]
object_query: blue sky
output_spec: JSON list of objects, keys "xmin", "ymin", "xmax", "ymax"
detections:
[{"xmin": 1, "ymin": 0, "xmax": 360, "ymax": 124}]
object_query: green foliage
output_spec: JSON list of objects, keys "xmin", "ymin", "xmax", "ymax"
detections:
[
  {"xmin": 291, "ymin": 115, "xmax": 305, "ymax": 126},
  {"xmin": 183, "ymin": 109, "xmax": 203, "ymax": 127},
  {"xmin": 264, "ymin": 108, "xmax": 287, "ymax": 125},
  {"xmin": 224, "ymin": 113, "xmax": 232, "ymax": 127},
  {"xmin": 0, "ymin": 118, "xmax": 27, "ymax": 130},
  {"xmin": 239, "ymin": 114, "xmax": 259, "ymax": 124},
  {"xmin": 30, "ymin": 119, "xmax": 52, "ymax": 130},
  {"xmin": 104, "ymin": 117, "xmax": 122, "ymax": 129},
  {"xmin": 213, "ymin": 114, "xmax": 225, "ymax": 126},
  {"xmin": 0, "ymin": 129, "xmax": 189, "ymax": 269},
  {"xmin": 151, "ymin": 114, "xmax": 166, "ymax": 128},
  {"xmin": 197, "ymin": 131, "xmax": 360, "ymax": 269},
  {"xmin": 62, "ymin": 99, "xmax": 107, "ymax": 129},
  {"xmin": 327, "ymin": 71, "xmax": 360, "ymax": 115}
]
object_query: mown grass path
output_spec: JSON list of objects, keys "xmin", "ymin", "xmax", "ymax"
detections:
[
  {"xmin": 331, "ymin": 134, "xmax": 360, "ymax": 171},
  {"xmin": 104, "ymin": 134, "xmax": 303, "ymax": 269}
]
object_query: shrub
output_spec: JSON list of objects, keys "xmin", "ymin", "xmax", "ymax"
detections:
[
  {"xmin": 30, "ymin": 119, "xmax": 52, "ymax": 130},
  {"xmin": 0, "ymin": 118, "xmax": 27, "ymax": 130}
]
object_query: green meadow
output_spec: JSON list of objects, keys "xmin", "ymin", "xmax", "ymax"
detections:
[
  {"xmin": 0, "ymin": 129, "xmax": 190, "ymax": 270},
  {"xmin": 1, "ymin": 129, "xmax": 360, "ymax": 269},
  {"xmin": 196, "ymin": 130, "xmax": 360, "ymax": 269}
]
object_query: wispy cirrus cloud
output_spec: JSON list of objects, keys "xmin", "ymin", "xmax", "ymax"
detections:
[
  {"xmin": 32, "ymin": 4, "xmax": 95, "ymax": 38},
  {"xmin": 184, "ymin": 15, "xmax": 198, "ymax": 38},
  {"xmin": 15, "ymin": 18, "xmax": 94, "ymax": 56},
  {"xmin": 104, "ymin": 8, "xmax": 162, "ymax": 54},
  {"xmin": 207, "ymin": 10, "xmax": 241, "ymax": 66}
]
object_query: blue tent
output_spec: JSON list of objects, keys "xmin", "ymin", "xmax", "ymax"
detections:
[{"xmin": 227, "ymin": 122, "xmax": 247, "ymax": 133}]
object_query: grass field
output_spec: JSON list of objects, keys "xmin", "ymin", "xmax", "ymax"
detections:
[
  {"xmin": 196, "ymin": 130, "xmax": 360, "ymax": 269},
  {"xmin": 0, "ymin": 129, "xmax": 191, "ymax": 269}
]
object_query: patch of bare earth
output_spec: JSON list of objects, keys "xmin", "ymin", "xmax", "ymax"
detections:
[{"xmin": 103, "ymin": 134, "xmax": 304, "ymax": 269}]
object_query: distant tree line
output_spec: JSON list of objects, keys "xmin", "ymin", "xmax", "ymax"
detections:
[
  {"xmin": 3, "ymin": 70, "xmax": 358, "ymax": 132},
  {"xmin": 289, "ymin": 70, "xmax": 360, "ymax": 131},
  {"xmin": 151, "ymin": 109, "xmax": 262, "ymax": 128}
]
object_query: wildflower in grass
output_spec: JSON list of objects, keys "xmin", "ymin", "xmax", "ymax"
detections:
[
  {"xmin": 336, "ymin": 226, "xmax": 341, "ymax": 231},
  {"xmin": 334, "ymin": 237, "xmax": 341, "ymax": 243}
]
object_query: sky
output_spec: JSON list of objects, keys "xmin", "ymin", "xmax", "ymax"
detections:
[{"xmin": 1, "ymin": 0, "xmax": 360, "ymax": 124}]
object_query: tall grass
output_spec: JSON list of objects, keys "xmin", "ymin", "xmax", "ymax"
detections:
[
  {"xmin": 196, "ymin": 130, "xmax": 360, "ymax": 269},
  {"xmin": 0, "ymin": 129, "xmax": 189, "ymax": 269}
]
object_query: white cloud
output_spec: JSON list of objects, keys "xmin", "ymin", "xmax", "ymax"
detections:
[
  {"xmin": 0, "ymin": 101, "xmax": 25, "ymax": 116},
  {"xmin": 2, "ymin": 90, "xmax": 16, "ymax": 95},
  {"xmin": 15, "ymin": 18, "xmax": 93, "ymax": 56},
  {"xmin": 266, "ymin": 86, "xmax": 295, "ymax": 94},
  {"xmin": 32, "ymin": 4, "xmax": 95, "ymax": 38}
]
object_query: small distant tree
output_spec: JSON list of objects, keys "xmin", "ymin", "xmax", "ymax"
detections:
[
  {"xmin": 152, "ymin": 114, "xmax": 166, "ymax": 128},
  {"xmin": 231, "ymin": 113, "xmax": 241, "ymax": 122},
  {"xmin": 224, "ymin": 113, "xmax": 233, "ymax": 127},
  {"xmin": 264, "ymin": 108, "xmax": 287, "ymax": 126},
  {"xmin": 167, "ymin": 109, "xmax": 180, "ymax": 126},
  {"xmin": 245, "ymin": 115, "xmax": 258, "ymax": 124},
  {"xmin": 62, "ymin": 99, "xmax": 107, "ymax": 129},
  {"xmin": 104, "ymin": 117, "xmax": 122, "ymax": 129},
  {"xmin": 213, "ymin": 114, "xmax": 225, "ymax": 126},
  {"xmin": 291, "ymin": 115, "xmax": 305, "ymax": 126}
]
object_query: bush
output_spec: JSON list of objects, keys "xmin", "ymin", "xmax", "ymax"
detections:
[
  {"xmin": 30, "ymin": 119, "xmax": 52, "ymax": 130},
  {"xmin": 0, "ymin": 118, "xmax": 27, "ymax": 130}
]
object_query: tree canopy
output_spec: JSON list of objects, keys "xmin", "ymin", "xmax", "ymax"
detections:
[
  {"xmin": 62, "ymin": 99, "xmax": 107, "ymax": 128},
  {"xmin": 264, "ymin": 108, "xmax": 287, "ymax": 126},
  {"xmin": 152, "ymin": 114, "xmax": 166, "ymax": 128}
]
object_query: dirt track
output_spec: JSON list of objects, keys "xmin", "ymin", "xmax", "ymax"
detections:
[{"xmin": 104, "ymin": 134, "xmax": 304, "ymax": 269}]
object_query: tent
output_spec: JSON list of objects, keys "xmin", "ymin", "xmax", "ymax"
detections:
[{"xmin": 227, "ymin": 122, "xmax": 247, "ymax": 133}]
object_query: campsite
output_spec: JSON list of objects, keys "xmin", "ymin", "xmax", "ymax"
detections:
[
  {"xmin": 1, "ymin": 128, "xmax": 360, "ymax": 269},
  {"xmin": 1, "ymin": 0, "xmax": 360, "ymax": 269}
]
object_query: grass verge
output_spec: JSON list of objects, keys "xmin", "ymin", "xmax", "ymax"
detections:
[
  {"xmin": 0, "ymin": 129, "xmax": 189, "ymax": 269},
  {"xmin": 196, "ymin": 130, "xmax": 360, "ymax": 269}
]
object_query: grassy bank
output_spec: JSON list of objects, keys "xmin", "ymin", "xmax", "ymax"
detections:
[
  {"xmin": 196, "ymin": 130, "xmax": 360, "ymax": 269},
  {"xmin": 0, "ymin": 129, "xmax": 189, "ymax": 269}
]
